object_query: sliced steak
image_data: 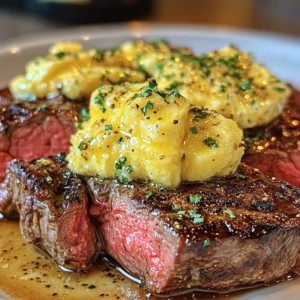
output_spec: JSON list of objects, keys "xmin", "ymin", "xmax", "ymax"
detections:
[
  {"xmin": 0, "ymin": 153, "xmax": 100, "ymax": 270},
  {"xmin": 0, "ymin": 88, "xmax": 88, "ymax": 182},
  {"xmin": 243, "ymin": 86, "xmax": 300, "ymax": 188},
  {"xmin": 88, "ymin": 165, "xmax": 300, "ymax": 295}
]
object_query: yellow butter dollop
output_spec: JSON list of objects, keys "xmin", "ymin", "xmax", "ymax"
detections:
[{"xmin": 67, "ymin": 81, "xmax": 244, "ymax": 189}]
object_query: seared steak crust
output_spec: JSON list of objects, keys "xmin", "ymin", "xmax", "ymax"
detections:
[
  {"xmin": 0, "ymin": 88, "xmax": 88, "ymax": 182},
  {"xmin": 243, "ymin": 86, "xmax": 300, "ymax": 187},
  {"xmin": 88, "ymin": 164, "xmax": 300, "ymax": 294},
  {"xmin": 0, "ymin": 89, "xmax": 87, "ymax": 134},
  {"xmin": 1, "ymin": 154, "xmax": 101, "ymax": 270}
]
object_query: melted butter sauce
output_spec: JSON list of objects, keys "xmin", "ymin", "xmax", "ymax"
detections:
[{"xmin": 0, "ymin": 219, "xmax": 298, "ymax": 300}]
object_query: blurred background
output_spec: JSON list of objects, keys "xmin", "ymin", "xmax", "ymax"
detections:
[{"xmin": 0, "ymin": 0, "xmax": 300, "ymax": 41}]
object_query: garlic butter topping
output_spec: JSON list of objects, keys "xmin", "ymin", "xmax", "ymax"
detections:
[
  {"xmin": 9, "ymin": 42, "xmax": 145, "ymax": 101},
  {"xmin": 129, "ymin": 42, "xmax": 291, "ymax": 129},
  {"xmin": 67, "ymin": 81, "xmax": 244, "ymax": 189}
]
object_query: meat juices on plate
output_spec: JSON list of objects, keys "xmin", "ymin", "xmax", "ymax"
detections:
[{"xmin": 0, "ymin": 153, "xmax": 101, "ymax": 270}]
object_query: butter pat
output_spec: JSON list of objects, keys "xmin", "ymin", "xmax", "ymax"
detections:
[{"xmin": 67, "ymin": 81, "xmax": 244, "ymax": 189}]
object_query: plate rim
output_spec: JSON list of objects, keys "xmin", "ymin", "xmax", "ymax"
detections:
[{"xmin": 1, "ymin": 22, "xmax": 300, "ymax": 54}]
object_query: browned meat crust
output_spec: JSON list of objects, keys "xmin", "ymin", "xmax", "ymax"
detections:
[
  {"xmin": 2, "ymin": 154, "xmax": 101, "ymax": 270},
  {"xmin": 88, "ymin": 164, "xmax": 300, "ymax": 294}
]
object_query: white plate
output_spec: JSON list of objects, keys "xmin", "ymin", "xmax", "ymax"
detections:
[{"xmin": 1, "ymin": 23, "xmax": 300, "ymax": 300}]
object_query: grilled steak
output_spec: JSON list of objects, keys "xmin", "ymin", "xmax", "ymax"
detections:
[
  {"xmin": 243, "ymin": 86, "xmax": 300, "ymax": 188},
  {"xmin": 0, "ymin": 88, "xmax": 88, "ymax": 182},
  {"xmin": 0, "ymin": 153, "xmax": 100, "ymax": 270},
  {"xmin": 88, "ymin": 165, "xmax": 300, "ymax": 295}
]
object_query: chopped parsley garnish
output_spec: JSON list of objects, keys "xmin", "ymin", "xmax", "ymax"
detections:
[
  {"xmin": 236, "ymin": 173, "xmax": 246, "ymax": 179},
  {"xmin": 77, "ymin": 142, "xmax": 84, "ymax": 151},
  {"xmin": 108, "ymin": 87, "xmax": 114, "ymax": 93},
  {"xmin": 88, "ymin": 285, "xmax": 96, "ymax": 290},
  {"xmin": 276, "ymin": 87, "xmax": 286, "ymax": 92},
  {"xmin": 98, "ymin": 86, "xmax": 103, "ymax": 91},
  {"xmin": 80, "ymin": 107, "xmax": 90, "ymax": 122},
  {"xmin": 141, "ymin": 101, "xmax": 154, "ymax": 114},
  {"xmin": 115, "ymin": 157, "xmax": 126, "ymax": 171},
  {"xmin": 154, "ymin": 62, "xmax": 164, "ymax": 72},
  {"xmin": 229, "ymin": 70, "xmax": 241, "ymax": 79},
  {"xmin": 279, "ymin": 194, "xmax": 284, "ymax": 198},
  {"xmin": 189, "ymin": 195, "xmax": 202, "ymax": 203},
  {"xmin": 203, "ymin": 137, "xmax": 219, "ymax": 148},
  {"xmin": 173, "ymin": 206, "xmax": 181, "ymax": 210},
  {"xmin": 55, "ymin": 52, "xmax": 65, "ymax": 59},
  {"xmin": 63, "ymin": 171, "xmax": 71, "ymax": 177},
  {"xmin": 250, "ymin": 99, "xmax": 256, "ymax": 106},
  {"xmin": 224, "ymin": 209, "xmax": 236, "ymax": 219},
  {"xmin": 177, "ymin": 211, "xmax": 186, "ymax": 216},
  {"xmin": 39, "ymin": 104, "xmax": 48, "ymax": 109},
  {"xmin": 56, "ymin": 153, "xmax": 62, "ymax": 159},
  {"xmin": 190, "ymin": 127, "xmax": 198, "ymax": 134},
  {"xmin": 167, "ymin": 81, "xmax": 183, "ymax": 91},
  {"xmin": 125, "ymin": 165, "xmax": 133, "ymax": 174},
  {"xmin": 216, "ymin": 54, "xmax": 239, "ymax": 68},
  {"xmin": 241, "ymin": 79, "xmax": 252, "ymax": 91},
  {"xmin": 93, "ymin": 49, "xmax": 105, "ymax": 61},
  {"xmin": 243, "ymin": 130, "xmax": 269, "ymax": 147},
  {"xmin": 193, "ymin": 217, "xmax": 204, "ymax": 224},
  {"xmin": 75, "ymin": 122, "xmax": 83, "ymax": 130},
  {"xmin": 220, "ymin": 85, "xmax": 226, "ymax": 93},
  {"xmin": 146, "ymin": 191, "xmax": 155, "ymax": 199},
  {"xmin": 131, "ymin": 93, "xmax": 140, "ymax": 99},
  {"xmin": 94, "ymin": 93, "xmax": 106, "ymax": 113},
  {"xmin": 88, "ymin": 137, "xmax": 95, "ymax": 143},
  {"xmin": 190, "ymin": 108, "xmax": 210, "ymax": 122},
  {"xmin": 110, "ymin": 47, "xmax": 117, "ymax": 54},
  {"xmin": 203, "ymin": 239, "xmax": 210, "ymax": 248},
  {"xmin": 104, "ymin": 125, "xmax": 112, "ymax": 130},
  {"xmin": 118, "ymin": 137, "xmax": 123, "ymax": 145}
]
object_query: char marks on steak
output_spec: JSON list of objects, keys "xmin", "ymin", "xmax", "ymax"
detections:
[
  {"xmin": 243, "ymin": 86, "xmax": 300, "ymax": 188},
  {"xmin": 0, "ymin": 88, "xmax": 88, "ymax": 182},
  {"xmin": 88, "ymin": 165, "xmax": 300, "ymax": 294},
  {"xmin": 0, "ymin": 153, "xmax": 100, "ymax": 270}
]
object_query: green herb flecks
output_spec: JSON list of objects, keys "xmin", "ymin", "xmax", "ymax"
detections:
[
  {"xmin": 241, "ymin": 79, "xmax": 252, "ymax": 91},
  {"xmin": 173, "ymin": 206, "xmax": 181, "ymax": 211},
  {"xmin": 94, "ymin": 93, "xmax": 106, "ymax": 113},
  {"xmin": 77, "ymin": 142, "xmax": 84, "ymax": 151},
  {"xmin": 250, "ymin": 99, "xmax": 256, "ymax": 106},
  {"xmin": 146, "ymin": 191, "xmax": 155, "ymax": 199},
  {"xmin": 141, "ymin": 101, "xmax": 154, "ymax": 114},
  {"xmin": 93, "ymin": 49, "xmax": 105, "ymax": 61},
  {"xmin": 104, "ymin": 125, "xmax": 112, "ymax": 130},
  {"xmin": 203, "ymin": 137, "xmax": 219, "ymax": 148},
  {"xmin": 243, "ymin": 130, "xmax": 269, "ymax": 148},
  {"xmin": 39, "ymin": 104, "xmax": 48, "ymax": 109},
  {"xmin": 190, "ymin": 127, "xmax": 198, "ymax": 134},
  {"xmin": 55, "ymin": 52, "xmax": 65, "ymax": 59},
  {"xmin": 203, "ymin": 239, "xmax": 210, "ymax": 248},
  {"xmin": 88, "ymin": 285, "xmax": 96, "ymax": 290},
  {"xmin": 190, "ymin": 108, "xmax": 210, "ymax": 122},
  {"xmin": 125, "ymin": 165, "xmax": 133, "ymax": 174},
  {"xmin": 189, "ymin": 195, "xmax": 202, "ymax": 203},
  {"xmin": 148, "ymin": 39, "xmax": 168, "ymax": 46},
  {"xmin": 80, "ymin": 107, "xmax": 90, "ymax": 122},
  {"xmin": 88, "ymin": 137, "xmax": 94, "ymax": 144},
  {"xmin": 216, "ymin": 54, "xmax": 239, "ymax": 68},
  {"xmin": 276, "ymin": 87, "xmax": 286, "ymax": 93},
  {"xmin": 224, "ymin": 209, "xmax": 236, "ymax": 219}
]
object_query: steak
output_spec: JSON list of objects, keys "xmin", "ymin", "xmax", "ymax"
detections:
[
  {"xmin": 0, "ymin": 88, "xmax": 88, "ymax": 182},
  {"xmin": 88, "ymin": 165, "xmax": 300, "ymax": 295},
  {"xmin": 243, "ymin": 86, "xmax": 300, "ymax": 188},
  {"xmin": 0, "ymin": 153, "xmax": 101, "ymax": 270}
]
